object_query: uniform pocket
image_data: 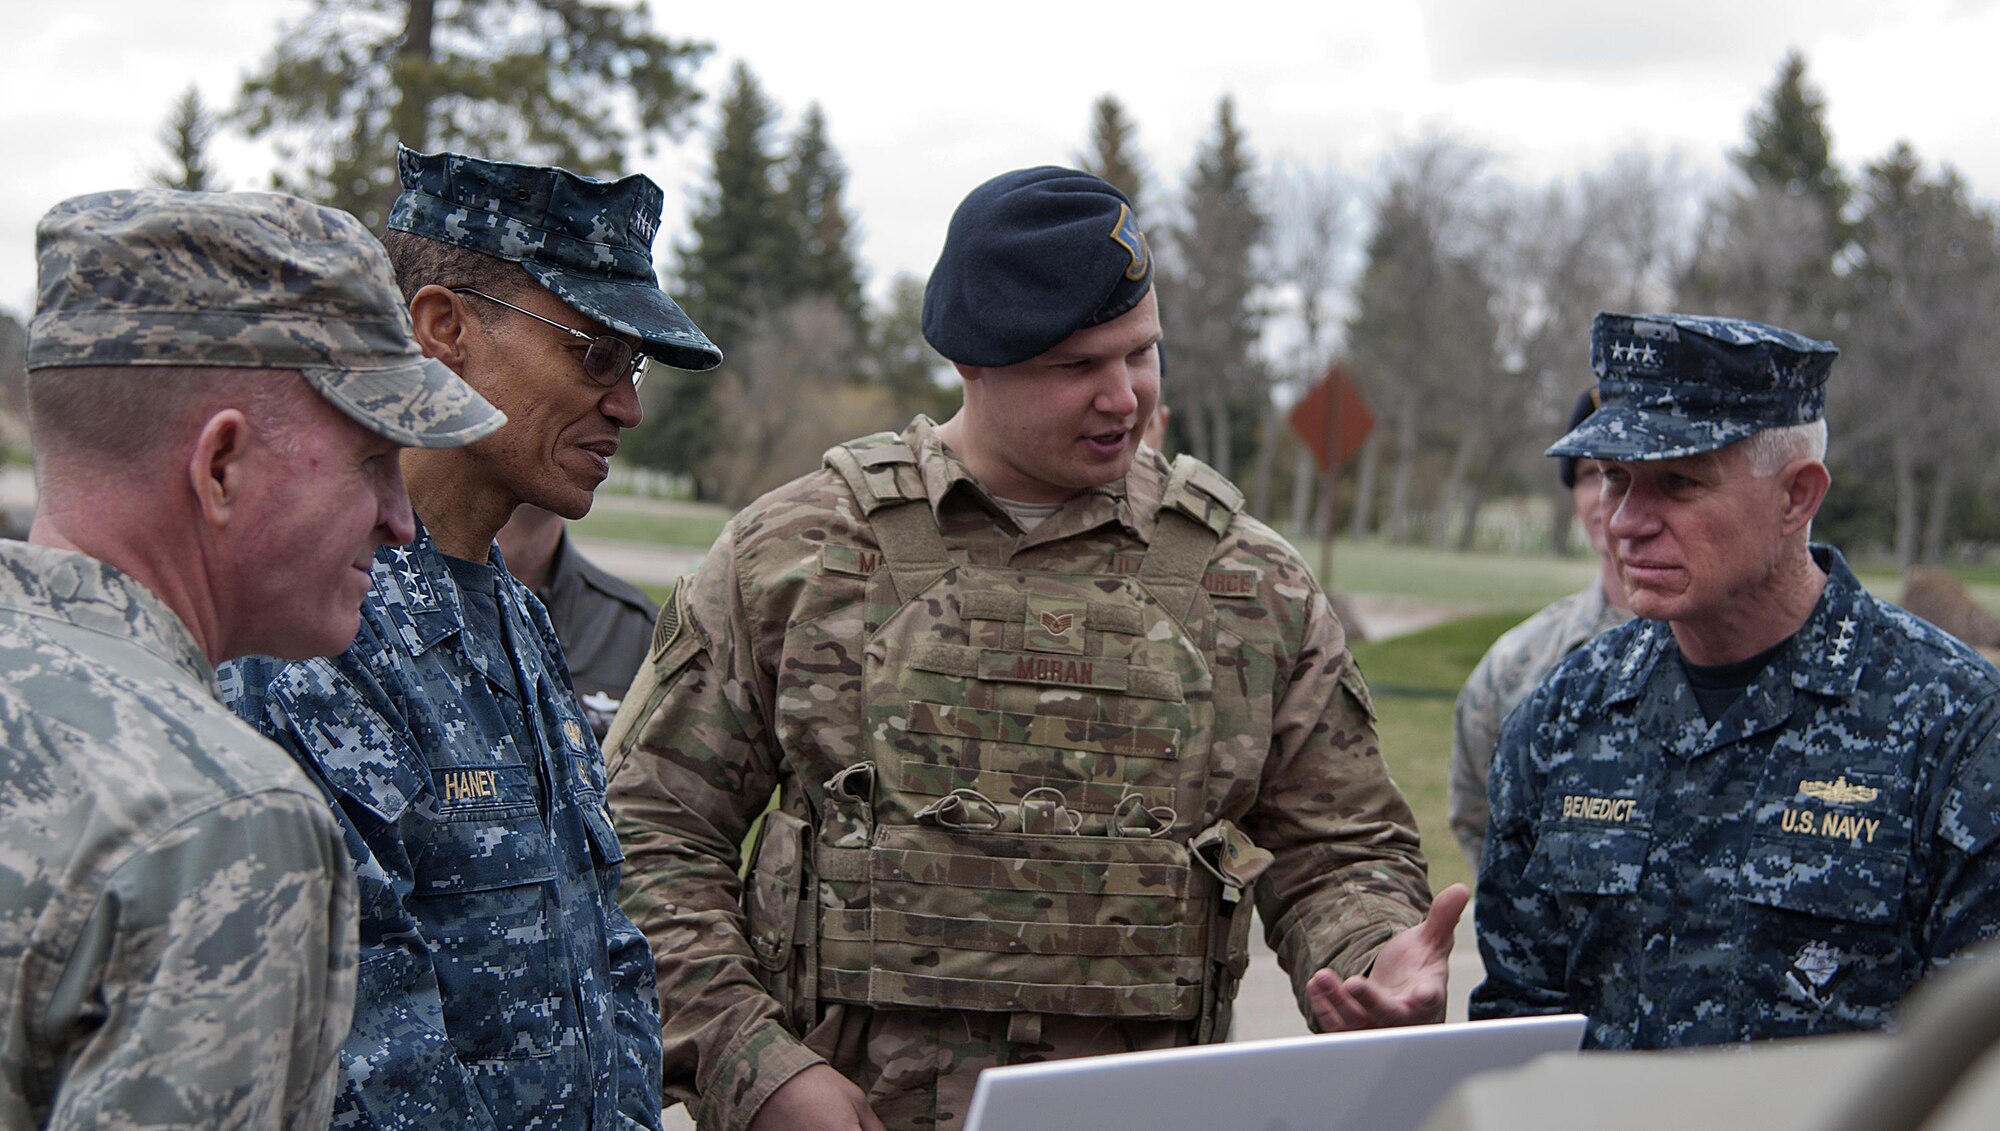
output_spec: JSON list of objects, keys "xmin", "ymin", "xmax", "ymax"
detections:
[
  {"xmin": 1740, "ymin": 836, "xmax": 1908, "ymax": 923},
  {"xmin": 1734, "ymin": 836, "xmax": 1912, "ymax": 1030},
  {"xmin": 1523, "ymin": 826, "xmax": 1651, "ymax": 896},
  {"xmin": 842, "ymin": 825, "xmax": 1208, "ymax": 1019},
  {"xmin": 410, "ymin": 765, "xmax": 562, "ymax": 1061},
  {"xmin": 574, "ymin": 789, "xmax": 627, "ymax": 869}
]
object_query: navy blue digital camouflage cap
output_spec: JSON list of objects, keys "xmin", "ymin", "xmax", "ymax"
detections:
[
  {"xmin": 387, "ymin": 145, "xmax": 722, "ymax": 372},
  {"xmin": 29, "ymin": 188, "xmax": 505, "ymax": 449},
  {"xmin": 922, "ymin": 166, "xmax": 1153, "ymax": 367},
  {"xmin": 1547, "ymin": 312, "xmax": 1838, "ymax": 461}
]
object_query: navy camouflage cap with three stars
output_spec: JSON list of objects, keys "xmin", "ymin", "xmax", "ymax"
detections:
[
  {"xmin": 1547, "ymin": 312, "xmax": 1839, "ymax": 462},
  {"xmin": 388, "ymin": 145, "xmax": 723, "ymax": 372}
]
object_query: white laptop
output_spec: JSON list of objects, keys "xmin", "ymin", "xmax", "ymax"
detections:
[{"xmin": 963, "ymin": 1014, "xmax": 1589, "ymax": 1131}]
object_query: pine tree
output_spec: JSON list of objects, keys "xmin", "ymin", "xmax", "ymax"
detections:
[
  {"xmin": 1079, "ymin": 94, "xmax": 1147, "ymax": 218},
  {"xmin": 1679, "ymin": 51, "xmax": 1848, "ymax": 332},
  {"xmin": 628, "ymin": 62, "xmax": 786, "ymax": 486},
  {"xmin": 1159, "ymin": 96, "xmax": 1266, "ymax": 478},
  {"xmin": 151, "ymin": 86, "xmax": 220, "ymax": 192},
  {"xmin": 1734, "ymin": 50, "xmax": 1849, "ymax": 221},
  {"xmin": 676, "ymin": 62, "xmax": 786, "ymax": 350},
  {"xmin": 782, "ymin": 103, "xmax": 866, "ymax": 340},
  {"xmin": 0, "ymin": 309, "xmax": 26, "ymax": 461},
  {"xmin": 867, "ymin": 273, "xmax": 956, "ymax": 423},
  {"xmin": 1838, "ymin": 144, "xmax": 2000, "ymax": 564},
  {"xmin": 235, "ymin": 0, "xmax": 710, "ymax": 229}
]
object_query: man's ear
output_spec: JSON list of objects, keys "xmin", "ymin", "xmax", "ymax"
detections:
[
  {"xmin": 189, "ymin": 408, "xmax": 253, "ymax": 529},
  {"xmin": 1778, "ymin": 457, "xmax": 1831, "ymax": 537},
  {"xmin": 408, "ymin": 284, "xmax": 474, "ymax": 366},
  {"xmin": 951, "ymin": 361, "xmax": 983, "ymax": 385}
]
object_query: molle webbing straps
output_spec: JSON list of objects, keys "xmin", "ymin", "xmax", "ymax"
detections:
[
  {"xmin": 823, "ymin": 435, "xmax": 951, "ymax": 605},
  {"xmin": 1141, "ymin": 455, "xmax": 1244, "ymax": 623}
]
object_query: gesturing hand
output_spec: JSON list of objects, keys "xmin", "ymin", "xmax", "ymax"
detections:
[{"xmin": 1306, "ymin": 883, "xmax": 1470, "ymax": 1031}]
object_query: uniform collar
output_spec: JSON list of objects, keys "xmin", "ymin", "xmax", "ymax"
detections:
[
  {"xmin": 903, "ymin": 414, "xmax": 1165, "ymax": 545},
  {"xmin": 1600, "ymin": 543, "xmax": 1868, "ymax": 707},
  {"xmin": 370, "ymin": 517, "xmax": 508, "ymax": 657},
  {"xmin": 1784, "ymin": 545, "xmax": 1872, "ymax": 698},
  {"xmin": 0, "ymin": 541, "xmax": 216, "ymax": 695}
]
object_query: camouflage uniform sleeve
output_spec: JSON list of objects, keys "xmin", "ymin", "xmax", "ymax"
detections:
[
  {"xmin": 40, "ymin": 790, "xmax": 357, "ymax": 1131},
  {"xmin": 1467, "ymin": 679, "xmax": 1573, "ymax": 1021},
  {"xmin": 1924, "ymin": 699, "xmax": 2000, "ymax": 967},
  {"xmin": 1251, "ymin": 586, "xmax": 1432, "ymax": 1010},
  {"xmin": 605, "ymin": 523, "xmax": 823, "ymax": 1131},
  {"xmin": 1449, "ymin": 646, "xmax": 1508, "ymax": 872}
]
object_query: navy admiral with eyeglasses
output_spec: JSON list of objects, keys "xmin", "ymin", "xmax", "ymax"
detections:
[{"xmin": 221, "ymin": 146, "xmax": 722, "ymax": 1130}]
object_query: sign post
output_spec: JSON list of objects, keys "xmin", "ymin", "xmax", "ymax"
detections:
[{"xmin": 1286, "ymin": 365, "xmax": 1374, "ymax": 585}]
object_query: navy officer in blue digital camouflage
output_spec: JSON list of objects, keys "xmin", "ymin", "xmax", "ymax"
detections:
[
  {"xmin": 1470, "ymin": 312, "xmax": 2000, "ymax": 1048},
  {"xmin": 222, "ymin": 147, "xmax": 723, "ymax": 1128}
]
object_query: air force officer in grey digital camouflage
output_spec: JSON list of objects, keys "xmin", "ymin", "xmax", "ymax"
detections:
[{"xmin": 0, "ymin": 188, "xmax": 501, "ymax": 1129}]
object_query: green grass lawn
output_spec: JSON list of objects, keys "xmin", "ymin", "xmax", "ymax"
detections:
[
  {"xmin": 1296, "ymin": 537, "xmax": 1601, "ymax": 607},
  {"xmin": 1352, "ymin": 611, "xmax": 1531, "ymax": 897},
  {"xmin": 572, "ymin": 506, "xmax": 729, "ymax": 549}
]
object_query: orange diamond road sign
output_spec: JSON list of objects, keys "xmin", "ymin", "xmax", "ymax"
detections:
[{"xmin": 1287, "ymin": 364, "xmax": 1375, "ymax": 473}]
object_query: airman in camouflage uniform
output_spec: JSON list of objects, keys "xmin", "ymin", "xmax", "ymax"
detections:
[
  {"xmin": 222, "ymin": 147, "xmax": 723, "ymax": 1129},
  {"xmin": 1471, "ymin": 312, "xmax": 2000, "ymax": 1048},
  {"xmin": 606, "ymin": 167, "xmax": 1459, "ymax": 1131},
  {"xmin": 1450, "ymin": 389, "xmax": 1631, "ymax": 869},
  {"xmin": 3, "ymin": 189, "xmax": 500, "ymax": 1128}
]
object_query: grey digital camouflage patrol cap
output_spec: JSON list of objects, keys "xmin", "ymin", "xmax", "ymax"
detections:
[
  {"xmin": 387, "ymin": 145, "xmax": 723, "ymax": 372},
  {"xmin": 27, "ymin": 188, "xmax": 505, "ymax": 450},
  {"xmin": 1547, "ymin": 312, "xmax": 1838, "ymax": 461}
]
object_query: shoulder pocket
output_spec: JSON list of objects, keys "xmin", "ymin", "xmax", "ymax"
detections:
[
  {"xmin": 1336, "ymin": 659, "xmax": 1377, "ymax": 725},
  {"xmin": 603, "ymin": 579, "xmax": 706, "ymax": 771}
]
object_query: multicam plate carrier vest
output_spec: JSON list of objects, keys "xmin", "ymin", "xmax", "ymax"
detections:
[{"xmin": 744, "ymin": 434, "xmax": 1274, "ymax": 1045}]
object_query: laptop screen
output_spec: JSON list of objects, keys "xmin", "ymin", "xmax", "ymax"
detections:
[{"xmin": 964, "ymin": 1014, "xmax": 1588, "ymax": 1131}]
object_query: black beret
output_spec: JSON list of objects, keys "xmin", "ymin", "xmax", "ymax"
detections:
[{"xmin": 922, "ymin": 167, "xmax": 1153, "ymax": 367}]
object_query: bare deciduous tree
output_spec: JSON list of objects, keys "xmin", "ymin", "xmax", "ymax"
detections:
[
  {"xmin": 703, "ymin": 297, "xmax": 896, "ymax": 507},
  {"xmin": 1262, "ymin": 159, "xmax": 1355, "ymax": 533},
  {"xmin": 1841, "ymin": 145, "xmax": 2000, "ymax": 567},
  {"xmin": 1343, "ymin": 136, "xmax": 1496, "ymax": 543}
]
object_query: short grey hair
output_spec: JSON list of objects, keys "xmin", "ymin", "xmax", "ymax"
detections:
[
  {"xmin": 28, "ymin": 366, "xmax": 312, "ymax": 489},
  {"xmin": 1738, "ymin": 419, "xmax": 1828, "ymax": 476}
]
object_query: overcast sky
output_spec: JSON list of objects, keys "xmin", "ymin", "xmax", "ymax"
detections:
[{"xmin": 6, "ymin": 0, "xmax": 2000, "ymax": 320}]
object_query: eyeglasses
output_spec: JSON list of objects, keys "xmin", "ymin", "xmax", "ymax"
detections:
[{"xmin": 450, "ymin": 287, "xmax": 649, "ymax": 389}]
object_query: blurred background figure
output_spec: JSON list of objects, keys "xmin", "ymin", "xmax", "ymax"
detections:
[
  {"xmin": 1449, "ymin": 388, "xmax": 1631, "ymax": 870},
  {"xmin": 497, "ymin": 503, "xmax": 658, "ymax": 737}
]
